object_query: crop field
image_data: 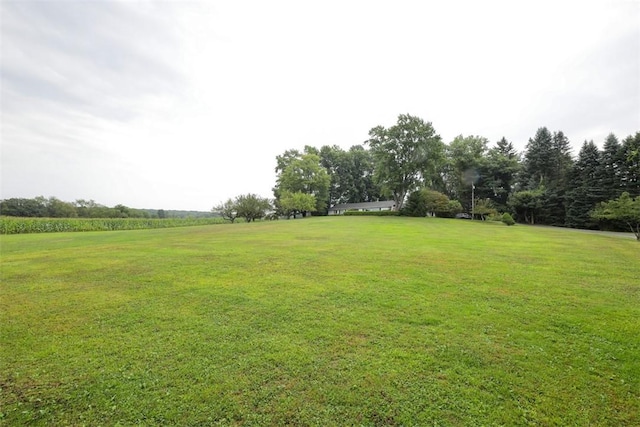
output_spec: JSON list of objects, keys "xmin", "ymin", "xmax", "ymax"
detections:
[
  {"xmin": 0, "ymin": 217, "xmax": 227, "ymax": 234},
  {"xmin": 1, "ymin": 217, "xmax": 639, "ymax": 425}
]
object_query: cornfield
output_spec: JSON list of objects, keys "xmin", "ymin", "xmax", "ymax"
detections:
[{"xmin": 0, "ymin": 217, "xmax": 227, "ymax": 234}]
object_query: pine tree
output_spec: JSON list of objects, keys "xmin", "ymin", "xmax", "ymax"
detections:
[
  {"xmin": 484, "ymin": 137, "xmax": 520, "ymax": 211},
  {"xmin": 520, "ymin": 128, "xmax": 575, "ymax": 225},
  {"xmin": 521, "ymin": 127, "xmax": 554, "ymax": 188},
  {"xmin": 565, "ymin": 141, "xmax": 602, "ymax": 228},
  {"xmin": 599, "ymin": 133, "xmax": 624, "ymax": 199},
  {"xmin": 550, "ymin": 131, "xmax": 574, "ymax": 188},
  {"xmin": 540, "ymin": 131, "xmax": 574, "ymax": 225},
  {"xmin": 620, "ymin": 132, "xmax": 640, "ymax": 197}
]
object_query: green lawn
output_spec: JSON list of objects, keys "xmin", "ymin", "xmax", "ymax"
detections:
[{"xmin": 1, "ymin": 217, "xmax": 638, "ymax": 425}]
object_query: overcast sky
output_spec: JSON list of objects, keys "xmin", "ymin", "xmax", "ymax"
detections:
[{"xmin": 2, "ymin": 1, "xmax": 639, "ymax": 211}]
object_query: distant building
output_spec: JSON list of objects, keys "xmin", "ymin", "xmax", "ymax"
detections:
[{"xmin": 328, "ymin": 201, "xmax": 396, "ymax": 215}]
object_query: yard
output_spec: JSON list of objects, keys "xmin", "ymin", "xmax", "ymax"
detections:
[{"xmin": 1, "ymin": 217, "xmax": 638, "ymax": 425}]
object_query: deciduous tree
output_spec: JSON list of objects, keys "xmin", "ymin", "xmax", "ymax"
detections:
[
  {"xmin": 274, "ymin": 152, "xmax": 330, "ymax": 215},
  {"xmin": 592, "ymin": 192, "xmax": 640, "ymax": 240},
  {"xmin": 0, "ymin": 197, "xmax": 47, "ymax": 217},
  {"xmin": 47, "ymin": 197, "xmax": 78, "ymax": 218},
  {"xmin": 473, "ymin": 198, "xmax": 496, "ymax": 221},
  {"xmin": 403, "ymin": 189, "xmax": 461, "ymax": 218},
  {"xmin": 318, "ymin": 144, "xmax": 382, "ymax": 207},
  {"xmin": 444, "ymin": 135, "xmax": 489, "ymax": 210},
  {"xmin": 213, "ymin": 198, "xmax": 238, "ymax": 223},
  {"xmin": 234, "ymin": 194, "xmax": 271, "ymax": 223},
  {"xmin": 366, "ymin": 114, "xmax": 444, "ymax": 210},
  {"xmin": 508, "ymin": 188, "xmax": 545, "ymax": 224},
  {"xmin": 279, "ymin": 191, "xmax": 316, "ymax": 219}
]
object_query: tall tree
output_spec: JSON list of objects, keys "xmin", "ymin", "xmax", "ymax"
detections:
[
  {"xmin": 344, "ymin": 145, "xmax": 383, "ymax": 203},
  {"xmin": 483, "ymin": 137, "xmax": 521, "ymax": 211},
  {"xmin": 565, "ymin": 140, "xmax": 602, "ymax": 228},
  {"xmin": 550, "ymin": 131, "xmax": 574, "ymax": 188},
  {"xmin": 538, "ymin": 131, "xmax": 574, "ymax": 225},
  {"xmin": 318, "ymin": 144, "xmax": 348, "ymax": 208},
  {"xmin": 366, "ymin": 114, "xmax": 444, "ymax": 210},
  {"xmin": 520, "ymin": 127, "xmax": 574, "ymax": 225},
  {"xmin": 620, "ymin": 132, "xmax": 640, "ymax": 196},
  {"xmin": 317, "ymin": 145, "xmax": 381, "ymax": 207},
  {"xmin": 275, "ymin": 149, "xmax": 302, "ymax": 175},
  {"xmin": 599, "ymin": 133, "xmax": 624, "ymax": 199},
  {"xmin": 521, "ymin": 127, "xmax": 554, "ymax": 188},
  {"xmin": 444, "ymin": 135, "xmax": 489, "ymax": 211},
  {"xmin": 274, "ymin": 152, "xmax": 330, "ymax": 215}
]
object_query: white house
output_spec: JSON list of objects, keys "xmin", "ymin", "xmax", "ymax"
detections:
[{"xmin": 328, "ymin": 201, "xmax": 396, "ymax": 215}]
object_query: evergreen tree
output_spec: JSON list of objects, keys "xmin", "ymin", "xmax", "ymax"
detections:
[
  {"xmin": 539, "ymin": 131, "xmax": 574, "ymax": 225},
  {"xmin": 521, "ymin": 127, "xmax": 554, "ymax": 188},
  {"xmin": 483, "ymin": 137, "xmax": 521, "ymax": 211},
  {"xmin": 520, "ymin": 128, "xmax": 574, "ymax": 225},
  {"xmin": 620, "ymin": 132, "xmax": 640, "ymax": 197},
  {"xmin": 403, "ymin": 190, "xmax": 427, "ymax": 217},
  {"xmin": 599, "ymin": 133, "xmax": 624, "ymax": 199},
  {"xmin": 565, "ymin": 141, "xmax": 602, "ymax": 228}
]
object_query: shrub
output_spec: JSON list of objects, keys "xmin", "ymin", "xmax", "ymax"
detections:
[
  {"xmin": 487, "ymin": 212, "xmax": 503, "ymax": 222},
  {"xmin": 501, "ymin": 212, "xmax": 516, "ymax": 226}
]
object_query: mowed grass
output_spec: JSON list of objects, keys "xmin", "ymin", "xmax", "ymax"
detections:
[{"xmin": 1, "ymin": 217, "xmax": 638, "ymax": 425}]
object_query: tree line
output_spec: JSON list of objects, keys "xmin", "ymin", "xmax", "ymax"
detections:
[
  {"xmin": 0, "ymin": 197, "xmax": 210, "ymax": 219},
  {"xmin": 268, "ymin": 114, "xmax": 639, "ymax": 233},
  {"xmin": 3, "ymin": 114, "xmax": 638, "ymax": 236}
]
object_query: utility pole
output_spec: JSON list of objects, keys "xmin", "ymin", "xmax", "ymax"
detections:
[{"xmin": 471, "ymin": 183, "xmax": 475, "ymax": 220}]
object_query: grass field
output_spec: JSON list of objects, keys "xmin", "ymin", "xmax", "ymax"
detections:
[{"xmin": 1, "ymin": 217, "xmax": 638, "ymax": 425}]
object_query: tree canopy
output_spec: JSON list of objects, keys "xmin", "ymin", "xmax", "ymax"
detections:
[
  {"xmin": 366, "ymin": 114, "xmax": 444, "ymax": 210},
  {"xmin": 234, "ymin": 194, "xmax": 271, "ymax": 223},
  {"xmin": 273, "ymin": 150, "xmax": 330, "ymax": 216},
  {"xmin": 279, "ymin": 191, "xmax": 316, "ymax": 218}
]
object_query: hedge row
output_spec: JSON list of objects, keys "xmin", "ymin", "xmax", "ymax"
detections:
[
  {"xmin": 343, "ymin": 210, "xmax": 400, "ymax": 216},
  {"xmin": 0, "ymin": 217, "xmax": 226, "ymax": 234}
]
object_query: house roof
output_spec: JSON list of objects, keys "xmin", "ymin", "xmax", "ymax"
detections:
[{"xmin": 328, "ymin": 201, "xmax": 396, "ymax": 211}]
